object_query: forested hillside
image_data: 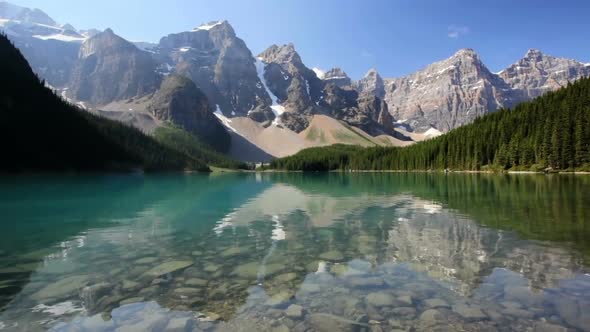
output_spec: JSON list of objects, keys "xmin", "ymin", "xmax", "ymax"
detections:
[
  {"xmin": 0, "ymin": 33, "xmax": 219, "ymax": 172},
  {"xmin": 272, "ymin": 77, "xmax": 590, "ymax": 172}
]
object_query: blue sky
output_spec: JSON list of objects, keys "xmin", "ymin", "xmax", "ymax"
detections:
[{"xmin": 11, "ymin": 0, "xmax": 590, "ymax": 79}]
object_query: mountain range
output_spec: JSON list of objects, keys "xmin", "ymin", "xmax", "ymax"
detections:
[{"xmin": 1, "ymin": 1, "xmax": 589, "ymax": 161}]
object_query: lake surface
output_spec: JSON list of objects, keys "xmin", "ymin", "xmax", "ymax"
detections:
[{"xmin": 0, "ymin": 173, "xmax": 589, "ymax": 331}]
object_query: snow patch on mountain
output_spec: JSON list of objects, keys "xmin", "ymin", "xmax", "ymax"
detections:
[
  {"xmin": 255, "ymin": 57, "xmax": 286, "ymax": 125},
  {"xmin": 194, "ymin": 21, "xmax": 222, "ymax": 31},
  {"xmin": 33, "ymin": 33, "xmax": 85, "ymax": 42},
  {"xmin": 312, "ymin": 67, "xmax": 326, "ymax": 79},
  {"xmin": 424, "ymin": 127, "xmax": 442, "ymax": 137},
  {"xmin": 214, "ymin": 105, "xmax": 238, "ymax": 133}
]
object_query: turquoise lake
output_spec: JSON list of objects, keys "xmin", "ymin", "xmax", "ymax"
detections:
[{"xmin": 0, "ymin": 173, "xmax": 589, "ymax": 331}]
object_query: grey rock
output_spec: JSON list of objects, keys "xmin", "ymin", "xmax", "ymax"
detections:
[
  {"xmin": 391, "ymin": 307, "xmax": 417, "ymax": 319},
  {"xmin": 69, "ymin": 28, "xmax": 159, "ymax": 105},
  {"xmin": 347, "ymin": 276, "xmax": 385, "ymax": 288},
  {"xmin": 322, "ymin": 67, "xmax": 352, "ymax": 88},
  {"xmin": 366, "ymin": 293, "xmax": 396, "ymax": 307},
  {"xmin": 423, "ymin": 298, "xmax": 450, "ymax": 309},
  {"xmin": 285, "ymin": 304, "xmax": 304, "ymax": 319},
  {"xmin": 502, "ymin": 307, "xmax": 534, "ymax": 319},
  {"xmin": 159, "ymin": 21, "xmax": 269, "ymax": 118},
  {"xmin": 419, "ymin": 309, "xmax": 447, "ymax": 327},
  {"xmin": 499, "ymin": 49, "xmax": 590, "ymax": 102},
  {"xmin": 318, "ymin": 250, "xmax": 344, "ymax": 261},
  {"xmin": 452, "ymin": 304, "xmax": 488, "ymax": 321},
  {"xmin": 397, "ymin": 295, "xmax": 413, "ymax": 306},
  {"xmin": 381, "ymin": 49, "xmax": 514, "ymax": 133},
  {"xmin": 533, "ymin": 322, "xmax": 569, "ymax": 332},
  {"xmin": 147, "ymin": 74, "xmax": 230, "ymax": 151},
  {"xmin": 308, "ymin": 313, "xmax": 370, "ymax": 332},
  {"xmin": 257, "ymin": 43, "xmax": 322, "ymax": 132}
]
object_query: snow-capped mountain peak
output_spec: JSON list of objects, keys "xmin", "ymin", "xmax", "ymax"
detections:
[{"xmin": 193, "ymin": 20, "xmax": 223, "ymax": 31}]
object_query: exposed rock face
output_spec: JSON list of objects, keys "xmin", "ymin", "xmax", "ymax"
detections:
[
  {"xmin": 322, "ymin": 67, "xmax": 352, "ymax": 88},
  {"xmin": 381, "ymin": 49, "xmax": 515, "ymax": 132},
  {"xmin": 148, "ymin": 74, "xmax": 230, "ymax": 152},
  {"xmin": 321, "ymin": 83, "xmax": 402, "ymax": 137},
  {"xmin": 69, "ymin": 28, "xmax": 160, "ymax": 105},
  {"xmin": 257, "ymin": 43, "xmax": 323, "ymax": 132},
  {"xmin": 499, "ymin": 49, "xmax": 590, "ymax": 101},
  {"xmin": 157, "ymin": 21, "xmax": 268, "ymax": 117},
  {"xmin": 355, "ymin": 68, "xmax": 385, "ymax": 99}
]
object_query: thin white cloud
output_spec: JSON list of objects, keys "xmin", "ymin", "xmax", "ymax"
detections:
[
  {"xmin": 448, "ymin": 25, "xmax": 470, "ymax": 39},
  {"xmin": 360, "ymin": 50, "xmax": 374, "ymax": 58}
]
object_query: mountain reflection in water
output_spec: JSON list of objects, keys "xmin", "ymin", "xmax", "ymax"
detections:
[{"xmin": 0, "ymin": 173, "xmax": 588, "ymax": 331}]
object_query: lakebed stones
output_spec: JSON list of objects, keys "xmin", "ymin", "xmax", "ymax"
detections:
[
  {"xmin": 135, "ymin": 256, "xmax": 159, "ymax": 265},
  {"xmin": 319, "ymin": 250, "xmax": 344, "ymax": 262},
  {"xmin": 419, "ymin": 309, "xmax": 448, "ymax": 327},
  {"xmin": 232, "ymin": 262, "xmax": 285, "ymax": 279},
  {"xmin": 285, "ymin": 304, "xmax": 304, "ymax": 319},
  {"xmin": 185, "ymin": 278, "xmax": 208, "ymax": 287},
  {"xmin": 144, "ymin": 261, "xmax": 193, "ymax": 277},
  {"xmin": 121, "ymin": 280, "xmax": 139, "ymax": 291},
  {"xmin": 423, "ymin": 298, "xmax": 450, "ymax": 309},
  {"xmin": 366, "ymin": 293, "xmax": 396, "ymax": 307},
  {"xmin": 309, "ymin": 313, "xmax": 370, "ymax": 332},
  {"xmin": 31, "ymin": 275, "xmax": 89, "ymax": 301},
  {"xmin": 120, "ymin": 297, "xmax": 145, "ymax": 306},
  {"xmin": 347, "ymin": 276, "xmax": 385, "ymax": 288},
  {"xmin": 452, "ymin": 304, "xmax": 488, "ymax": 321}
]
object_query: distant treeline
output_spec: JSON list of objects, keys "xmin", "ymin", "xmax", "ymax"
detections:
[{"xmin": 271, "ymin": 77, "xmax": 590, "ymax": 172}]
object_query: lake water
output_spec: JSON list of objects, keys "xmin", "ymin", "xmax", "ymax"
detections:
[{"xmin": 0, "ymin": 173, "xmax": 589, "ymax": 331}]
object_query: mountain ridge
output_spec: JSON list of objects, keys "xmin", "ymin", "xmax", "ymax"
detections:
[{"xmin": 1, "ymin": 1, "xmax": 588, "ymax": 161}]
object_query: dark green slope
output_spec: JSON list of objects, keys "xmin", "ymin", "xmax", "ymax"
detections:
[
  {"xmin": 0, "ymin": 33, "xmax": 207, "ymax": 172},
  {"xmin": 272, "ymin": 77, "xmax": 590, "ymax": 171}
]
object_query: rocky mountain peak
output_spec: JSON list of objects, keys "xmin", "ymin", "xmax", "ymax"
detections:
[
  {"xmin": 499, "ymin": 48, "xmax": 590, "ymax": 101},
  {"xmin": 324, "ymin": 67, "xmax": 347, "ymax": 78},
  {"xmin": 323, "ymin": 67, "xmax": 351, "ymax": 88},
  {"xmin": 148, "ymin": 74, "xmax": 230, "ymax": 151},
  {"xmin": 70, "ymin": 28, "xmax": 159, "ymax": 105},
  {"xmin": 365, "ymin": 68, "xmax": 380, "ymax": 78},
  {"xmin": 380, "ymin": 48, "xmax": 513, "ymax": 132},
  {"xmin": 524, "ymin": 48, "xmax": 544, "ymax": 60},
  {"xmin": 258, "ymin": 43, "xmax": 302, "ymax": 65},
  {"xmin": 454, "ymin": 48, "xmax": 478, "ymax": 58},
  {"xmin": 79, "ymin": 28, "xmax": 135, "ymax": 58},
  {"xmin": 61, "ymin": 23, "xmax": 76, "ymax": 31},
  {"xmin": 356, "ymin": 68, "xmax": 385, "ymax": 99}
]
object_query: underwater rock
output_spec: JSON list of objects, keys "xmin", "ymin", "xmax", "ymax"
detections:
[
  {"xmin": 31, "ymin": 275, "xmax": 89, "ymax": 300},
  {"xmin": 319, "ymin": 250, "xmax": 344, "ymax": 261},
  {"xmin": 144, "ymin": 261, "xmax": 193, "ymax": 277},
  {"xmin": 452, "ymin": 304, "xmax": 488, "ymax": 321},
  {"xmin": 121, "ymin": 280, "xmax": 139, "ymax": 290},
  {"xmin": 185, "ymin": 278, "xmax": 208, "ymax": 287},
  {"xmin": 285, "ymin": 304, "xmax": 304, "ymax": 319},
  {"xmin": 366, "ymin": 293, "xmax": 396, "ymax": 307},
  {"xmin": 232, "ymin": 262, "xmax": 285, "ymax": 279},
  {"xmin": 423, "ymin": 298, "xmax": 450, "ymax": 309},
  {"xmin": 119, "ymin": 297, "xmax": 145, "ymax": 305},
  {"xmin": 418, "ymin": 309, "xmax": 447, "ymax": 328},
  {"xmin": 135, "ymin": 257, "xmax": 159, "ymax": 265}
]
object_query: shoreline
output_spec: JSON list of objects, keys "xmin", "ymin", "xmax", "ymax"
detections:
[{"xmin": 255, "ymin": 169, "xmax": 590, "ymax": 175}]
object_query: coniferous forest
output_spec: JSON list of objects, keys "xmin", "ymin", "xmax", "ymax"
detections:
[{"xmin": 271, "ymin": 77, "xmax": 590, "ymax": 172}]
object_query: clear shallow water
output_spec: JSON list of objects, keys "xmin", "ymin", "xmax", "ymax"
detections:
[{"xmin": 0, "ymin": 173, "xmax": 589, "ymax": 331}]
